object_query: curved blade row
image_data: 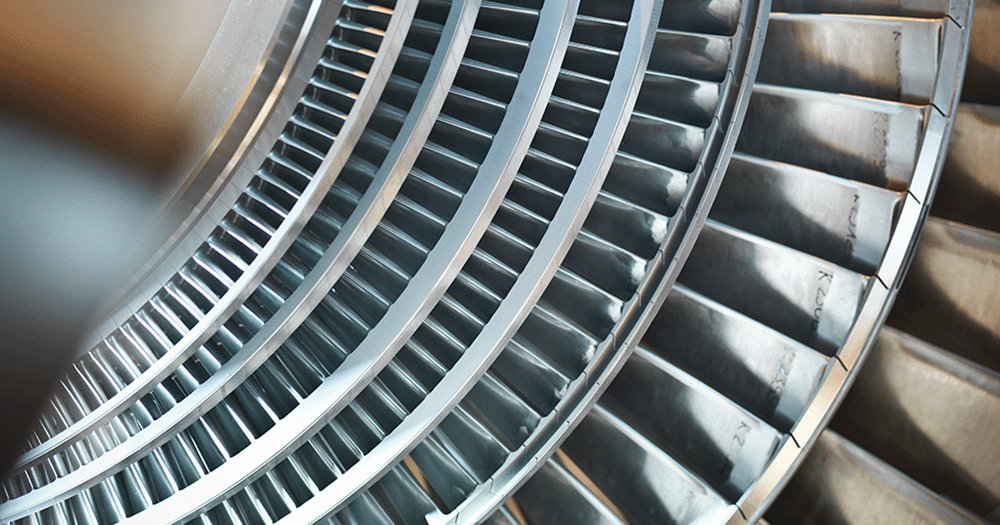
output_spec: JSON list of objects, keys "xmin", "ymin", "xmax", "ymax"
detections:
[
  {"xmin": 768, "ymin": 194, "xmax": 1000, "ymax": 525},
  {"xmin": 1, "ymin": 0, "xmax": 770, "ymax": 522},
  {"xmin": 499, "ymin": 0, "xmax": 973, "ymax": 524},
  {"xmin": 2, "ymin": 0, "xmax": 980, "ymax": 522},
  {"xmin": 7, "ymin": 0, "xmax": 405, "ymax": 502},
  {"xmin": 768, "ymin": 22, "xmax": 1000, "ymax": 522}
]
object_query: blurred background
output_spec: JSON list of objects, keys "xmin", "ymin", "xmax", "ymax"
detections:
[{"xmin": 0, "ymin": 0, "xmax": 233, "ymax": 478}]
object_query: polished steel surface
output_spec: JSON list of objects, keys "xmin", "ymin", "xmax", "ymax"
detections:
[
  {"xmin": 648, "ymin": 284, "xmax": 829, "ymax": 432},
  {"xmin": 11, "ymin": 0, "xmax": 409, "ymax": 483},
  {"xmin": 715, "ymin": 154, "xmax": 903, "ymax": 274},
  {"xmin": 7, "ymin": 0, "xmax": 408, "ymax": 486},
  {"xmin": 105, "ymin": 0, "xmax": 582, "ymax": 521},
  {"xmin": 714, "ymin": 2, "xmax": 971, "ymax": 512},
  {"xmin": 495, "ymin": 0, "xmax": 973, "ymax": 522},
  {"xmin": 266, "ymin": 1, "xmax": 659, "ymax": 521},
  {"xmin": 4, "ymin": 0, "xmax": 411, "ymax": 518},
  {"xmin": 682, "ymin": 220, "xmax": 870, "ymax": 354},
  {"xmin": 2, "ymin": 0, "xmax": 988, "ymax": 522},
  {"xmin": 766, "ymin": 11, "xmax": 1000, "ymax": 522},
  {"xmin": 760, "ymin": 14, "xmax": 941, "ymax": 103}
]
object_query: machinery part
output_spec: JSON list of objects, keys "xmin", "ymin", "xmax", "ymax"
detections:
[
  {"xmin": 767, "ymin": 428, "xmax": 990, "ymax": 525},
  {"xmin": 768, "ymin": 97, "xmax": 1000, "ymax": 525},
  {"xmin": 0, "ymin": 0, "xmax": 768, "ymax": 522},
  {"xmin": 766, "ymin": 14, "xmax": 1000, "ymax": 522},
  {"xmin": 496, "ymin": 0, "xmax": 973, "ymax": 523},
  {"xmin": 0, "ymin": 0, "xmax": 983, "ymax": 522},
  {"xmin": 0, "ymin": 0, "xmax": 211, "ymax": 479}
]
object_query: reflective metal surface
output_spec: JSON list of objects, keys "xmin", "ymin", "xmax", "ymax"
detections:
[
  {"xmin": 766, "ymin": 8, "xmax": 1000, "ymax": 521},
  {"xmin": 5, "ymin": 0, "xmax": 770, "ymax": 521},
  {"xmin": 2, "ymin": 0, "xmax": 989, "ymax": 523},
  {"xmin": 496, "ymin": 0, "xmax": 975, "ymax": 522}
]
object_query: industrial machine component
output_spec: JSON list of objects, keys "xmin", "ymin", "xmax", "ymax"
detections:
[
  {"xmin": 0, "ymin": 0, "xmax": 768, "ymax": 522},
  {"xmin": 493, "ymin": 0, "xmax": 974, "ymax": 523},
  {"xmin": 763, "ymin": 7, "xmax": 1000, "ymax": 524},
  {"xmin": 767, "ymin": 97, "xmax": 1000, "ymax": 525},
  {"xmin": 0, "ymin": 0, "xmax": 985, "ymax": 522}
]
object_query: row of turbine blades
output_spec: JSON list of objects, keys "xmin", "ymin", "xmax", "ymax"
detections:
[
  {"xmin": 0, "ymin": 0, "xmax": 983, "ymax": 523},
  {"xmin": 765, "ymin": 87, "xmax": 1000, "ymax": 525}
]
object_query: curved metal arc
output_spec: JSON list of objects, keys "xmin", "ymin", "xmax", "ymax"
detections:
[
  {"xmin": 86, "ymin": 0, "xmax": 337, "ymax": 339},
  {"xmin": 102, "ymin": 0, "xmax": 529, "ymax": 521},
  {"xmin": 12, "ymin": 0, "xmax": 334, "ymax": 474},
  {"xmin": 267, "ymin": 1, "xmax": 606, "ymax": 523},
  {"xmin": 627, "ymin": 0, "xmax": 774, "ymax": 368},
  {"xmin": 444, "ymin": 8, "xmax": 666, "ymax": 525},
  {"xmin": 444, "ymin": 0, "xmax": 775, "ymax": 521},
  {"xmin": 275, "ymin": 2, "xmax": 665, "ymax": 523},
  {"xmin": 113, "ymin": 1, "xmax": 588, "ymax": 522},
  {"xmin": 146, "ymin": 0, "xmax": 317, "ymax": 245},
  {"xmin": 0, "ymin": 1, "xmax": 420, "ymax": 519},
  {"xmin": 727, "ymin": 8, "xmax": 973, "ymax": 525}
]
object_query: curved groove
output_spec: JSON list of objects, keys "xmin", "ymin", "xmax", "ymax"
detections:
[
  {"xmin": 0, "ymin": 1, "xmax": 422, "ymax": 518},
  {"xmin": 99, "ymin": 0, "xmax": 578, "ymax": 521},
  {"xmin": 716, "ymin": 10, "xmax": 973, "ymax": 525},
  {"xmin": 269, "ymin": 1, "xmax": 662, "ymax": 522},
  {"xmin": 465, "ymin": 0, "xmax": 772, "ymax": 522}
]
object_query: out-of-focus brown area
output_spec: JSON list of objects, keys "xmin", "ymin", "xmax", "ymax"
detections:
[
  {"xmin": 0, "ymin": 1, "xmax": 192, "ymax": 180},
  {"xmin": 0, "ymin": 0, "xmax": 228, "ymax": 479}
]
